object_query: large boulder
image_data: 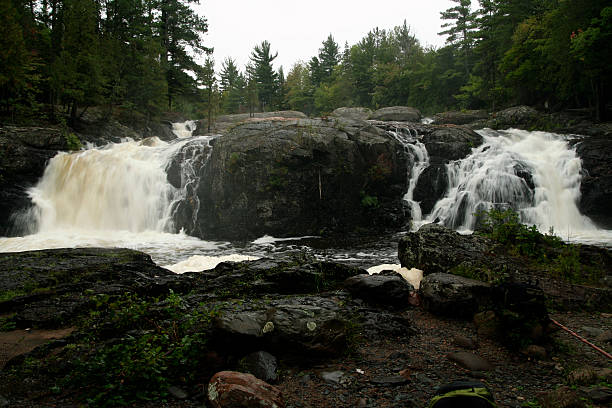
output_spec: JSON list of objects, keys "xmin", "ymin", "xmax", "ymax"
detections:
[
  {"xmin": 211, "ymin": 296, "xmax": 349, "ymax": 360},
  {"xmin": 179, "ymin": 118, "xmax": 409, "ymax": 240},
  {"xmin": 369, "ymin": 106, "xmax": 421, "ymax": 122},
  {"xmin": 331, "ymin": 107, "xmax": 373, "ymax": 121},
  {"xmin": 0, "ymin": 126, "xmax": 68, "ymax": 236},
  {"xmin": 420, "ymin": 272, "xmax": 492, "ymax": 318},
  {"xmin": 398, "ymin": 223, "xmax": 492, "ymax": 274},
  {"xmin": 575, "ymin": 135, "xmax": 612, "ymax": 229},
  {"xmin": 343, "ymin": 273, "xmax": 414, "ymax": 308},
  {"xmin": 208, "ymin": 371, "xmax": 285, "ymax": 408}
]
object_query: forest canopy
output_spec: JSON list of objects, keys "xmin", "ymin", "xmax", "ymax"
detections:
[{"xmin": 1, "ymin": 0, "xmax": 610, "ymax": 124}]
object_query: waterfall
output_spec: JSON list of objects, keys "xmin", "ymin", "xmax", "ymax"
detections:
[
  {"xmin": 419, "ymin": 128, "xmax": 612, "ymax": 245},
  {"xmin": 172, "ymin": 120, "xmax": 197, "ymax": 138},
  {"xmin": 387, "ymin": 126, "xmax": 430, "ymax": 220},
  {"xmin": 1, "ymin": 131, "xmax": 220, "ymax": 261}
]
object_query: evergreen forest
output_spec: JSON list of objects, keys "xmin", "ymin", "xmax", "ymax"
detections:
[{"xmin": 1, "ymin": 0, "xmax": 611, "ymax": 125}]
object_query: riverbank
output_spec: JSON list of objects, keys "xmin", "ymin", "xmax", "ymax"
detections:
[{"xmin": 0, "ymin": 219, "xmax": 610, "ymax": 407}]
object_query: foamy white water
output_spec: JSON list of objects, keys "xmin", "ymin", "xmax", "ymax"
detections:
[
  {"xmin": 165, "ymin": 254, "xmax": 262, "ymax": 273},
  {"xmin": 0, "ymin": 132, "xmax": 227, "ymax": 265},
  {"xmin": 388, "ymin": 127, "xmax": 430, "ymax": 220},
  {"xmin": 172, "ymin": 120, "xmax": 197, "ymax": 138},
  {"xmin": 417, "ymin": 128, "xmax": 612, "ymax": 246}
]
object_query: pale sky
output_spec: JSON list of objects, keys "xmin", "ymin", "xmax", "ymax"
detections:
[{"xmin": 195, "ymin": 0, "xmax": 454, "ymax": 73}]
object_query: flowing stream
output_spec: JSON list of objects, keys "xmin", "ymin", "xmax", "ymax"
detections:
[{"xmin": 0, "ymin": 124, "xmax": 610, "ymax": 274}]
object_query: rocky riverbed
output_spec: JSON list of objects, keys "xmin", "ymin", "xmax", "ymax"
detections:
[{"xmin": 0, "ymin": 223, "xmax": 610, "ymax": 408}]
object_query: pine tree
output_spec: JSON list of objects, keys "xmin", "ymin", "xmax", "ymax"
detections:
[
  {"xmin": 197, "ymin": 57, "xmax": 216, "ymax": 132},
  {"xmin": 0, "ymin": 0, "xmax": 30, "ymax": 117},
  {"xmin": 248, "ymin": 40, "xmax": 278, "ymax": 111},
  {"xmin": 219, "ymin": 57, "xmax": 239, "ymax": 93},
  {"xmin": 439, "ymin": 0, "xmax": 476, "ymax": 76},
  {"xmin": 51, "ymin": 0, "xmax": 104, "ymax": 123},
  {"xmin": 159, "ymin": 0, "xmax": 210, "ymax": 109},
  {"xmin": 318, "ymin": 34, "xmax": 339, "ymax": 83}
]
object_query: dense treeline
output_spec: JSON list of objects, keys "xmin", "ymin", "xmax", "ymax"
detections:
[
  {"xmin": 1, "ymin": 0, "xmax": 610, "ymax": 125},
  {"xmin": 218, "ymin": 0, "xmax": 611, "ymax": 120},
  {"xmin": 0, "ymin": 0, "xmax": 209, "ymax": 124}
]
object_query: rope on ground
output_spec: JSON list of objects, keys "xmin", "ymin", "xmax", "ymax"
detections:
[{"xmin": 550, "ymin": 318, "xmax": 612, "ymax": 361}]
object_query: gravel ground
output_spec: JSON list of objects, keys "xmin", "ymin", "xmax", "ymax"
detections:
[{"xmin": 275, "ymin": 309, "xmax": 612, "ymax": 408}]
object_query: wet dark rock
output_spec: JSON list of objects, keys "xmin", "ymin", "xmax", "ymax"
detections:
[
  {"xmin": 0, "ymin": 248, "xmax": 173, "ymax": 327},
  {"xmin": 343, "ymin": 273, "xmax": 414, "ymax": 308},
  {"xmin": 398, "ymin": 223, "xmax": 493, "ymax": 274},
  {"xmin": 369, "ymin": 106, "xmax": 421, "ymax": 122},
  {"xmin": 420, "ymin": 273, "xmax": 492, "ymax": 318},
  {"xmin": 0, "ymin": 126, "xmax": 68, "ymax": 236},
  {"xmin": 211, "ymin": 296, "xmax": 349, "ymax": 360},
  {"xmin": 183, "ymin": 258, "xmax": 365, "ymax": 298},
  {"xmin": 241, "ymin": 351, "xmax": 278, "ymax": 383},
  {"xmin": 187, "ymin": 117, "xmax": 409, "ymax": 239},
  {"xmin": 575, "ymin": 135, "xmax": 612, "ymax": 228},
  {"xmin": 485, "ymin": 106, "xmax": 540, "ymax": 129},
  {"xmin": 447, "ymin": 352, "xmax": 494, "ymax": 371}
]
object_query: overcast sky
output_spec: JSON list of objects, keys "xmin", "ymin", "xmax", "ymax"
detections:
[{"xmin": 195, "ymin": 0, "xmax": 454, "ymax": 73}]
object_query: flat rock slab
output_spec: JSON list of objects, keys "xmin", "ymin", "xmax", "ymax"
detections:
[
  {"xmin": 447, "ymin": 351, "xmax": 494, "ymax": 372},
  {"xmin": 0, "ymin": 328, "xmax": 74, "ymax": 369},
  {"xmin": 369, "ymin": 375, "xmax": 410, "ymax": 386}
]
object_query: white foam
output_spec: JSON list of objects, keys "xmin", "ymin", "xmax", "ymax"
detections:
[
  {"xmin": 252, "ymin": 235, "xmax": 318, "ymax": 245},
  {"xmin": 165, "ymin": 254, "xmax": 261, "ymax": 273},
  {"xmin": 366, "ymin": 263, "xmax": 424, "ymax": 289}
]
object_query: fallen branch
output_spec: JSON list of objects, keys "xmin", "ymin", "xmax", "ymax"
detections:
[{"xmin": 550, "ymin": 318, "xmax": 612, "ymax": 361}]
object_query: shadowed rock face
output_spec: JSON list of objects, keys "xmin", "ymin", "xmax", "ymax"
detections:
[
  {"xmin": 575, "ymin": 135, "xmax": 612, "ymax": 229},
  {"xmin": 180, "ymin": 117, "xmax": 411, "ymax": 240},
  {"xmin": 0, "ymin": 127, "xmax": 68, "ymax": 236}
]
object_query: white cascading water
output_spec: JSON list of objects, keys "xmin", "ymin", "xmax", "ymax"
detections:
[
  {"xmin": 416, "ymin": 128, "xmax": 612, "ymax": 246},
  {"xmin": 171, "ymin": 120, "xmax": 197, "ymax": 138},
  {"xmin": 0, "ymin": 124, "xmax": 224, "ymax": 265},
  {"xmin": 387, "ymin": 126, "xmax": 430, "ymax": 220}
]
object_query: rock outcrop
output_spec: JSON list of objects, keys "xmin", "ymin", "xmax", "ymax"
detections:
[
  {"xmin": 420, "ymin": 273, "xmax": 492, "ymax": 318},
  {"xmin": 196, "ymin": 111, "xmax": 308, "ymax": 135},
  {"xmin": 431, "ymin": 110, "xmax": 489, "ymax": 125},
  {"xmin": 398, "ymin": 223, "xmax": 492, "ymax": 274},
  {"xmin": 369, "ymin": 106, "xmax": 422, "ymax": 122},
  {"xmin": 0, "ymin": 126, "xmax": 68, "ymax": 236},
  {"xmin": 181, "ymin": 117, "xmax": 410, "ymax": 240},
  {"xmin": 330, "ymin": 107, "xmax": 373, "ymax": 121},
  {"xmin": 575, "ymin": 135, "xmax": 612, "ymax": 229}
]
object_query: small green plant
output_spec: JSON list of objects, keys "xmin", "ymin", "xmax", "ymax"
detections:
[
  {"xmin": 64, "ymin": 131, "xmax": 82, "ymax": 151},
  {"xmin": 360, "ymin": 191, "xmax": 379, "ymax": 209},
  {"xmin": 228, "ymin": 152, "xmax": 241, "ymax": 174}
]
